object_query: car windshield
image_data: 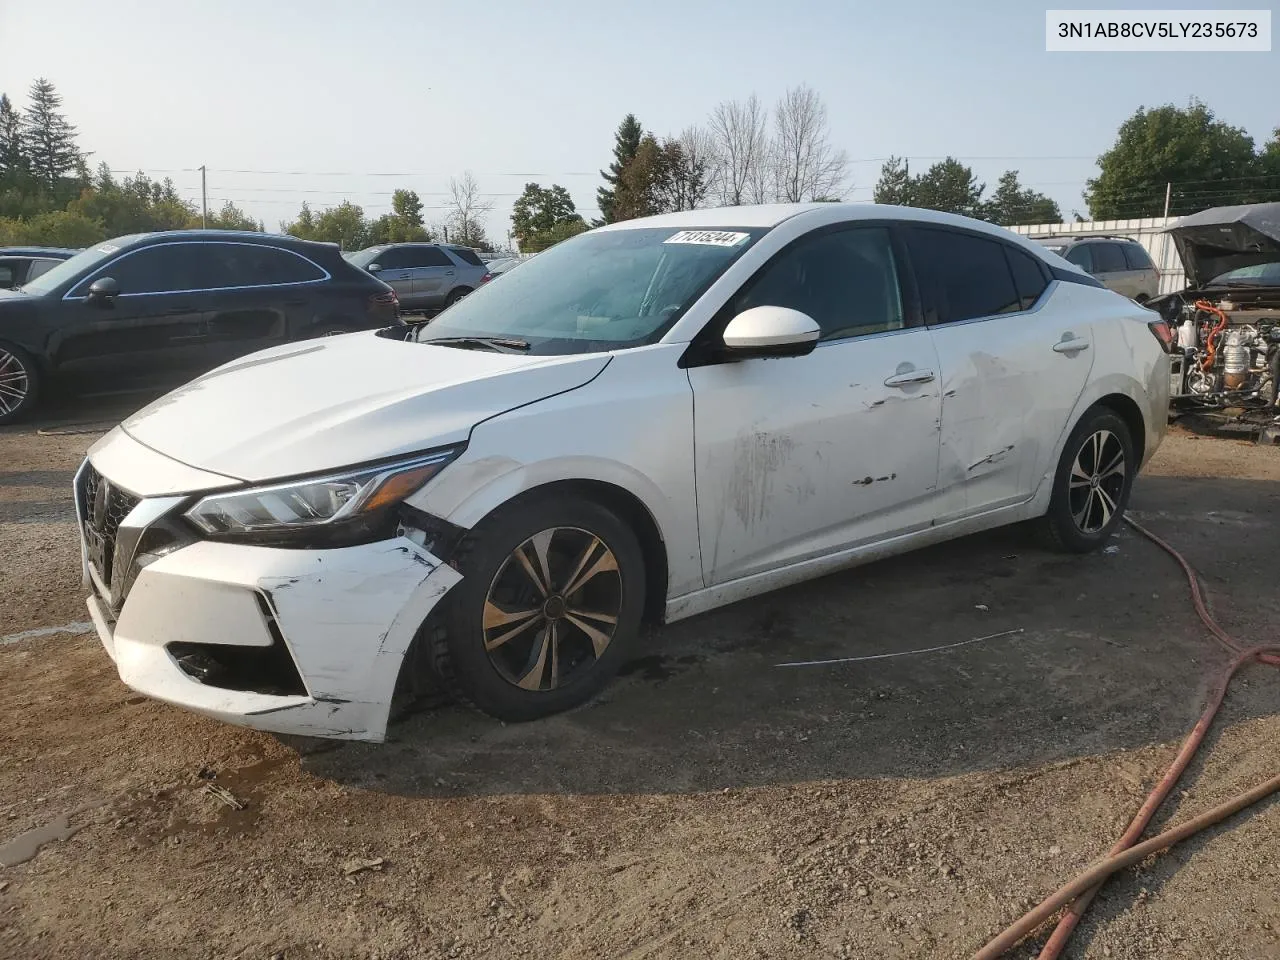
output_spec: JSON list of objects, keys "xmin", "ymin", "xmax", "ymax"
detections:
[
  {"xmin": 416, "ymin": 226, "xmax": 765, "ymax": 354},
  {"xmin": 345, "ymin": 247, "xmax": 383, "ymax": 268},
  {"xmin": 20, "ymin": 236, "xmax": 145, "ymax": 295},
  {"xmin": 1206, "ymin": 262, "xmax": 1280, "ymax": 286}
]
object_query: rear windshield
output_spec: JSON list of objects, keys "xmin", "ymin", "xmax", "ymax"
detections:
[{"xmin": 417, "ymin": 226, "xmax": 766, "ymax": 354}]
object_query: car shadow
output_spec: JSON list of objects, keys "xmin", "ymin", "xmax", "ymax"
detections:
[{"xmin": 300, "ymin": 473, "xmax": 1280, "ymax": 798}]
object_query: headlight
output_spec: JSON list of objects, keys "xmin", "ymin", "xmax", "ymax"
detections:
[{"xmin": 184, "ymin": 448, "xmax": 461, "ymax": 538}]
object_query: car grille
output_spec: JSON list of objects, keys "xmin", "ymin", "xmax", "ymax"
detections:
[{"xmin": 80, "ymin": 463, "xmax": 140, "ymax": 597}]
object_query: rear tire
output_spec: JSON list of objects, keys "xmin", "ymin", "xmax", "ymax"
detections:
[
  {"xmin": 444, "ymin": 286, "xmax": 472, "ymax": 308},
  {"xmin": 426, "ymin": 495, "xmax": 646, "ymax": 721},
  {"xmin": 1035, "ymin": 406, "xmax": 1135, "ymax": 553},
  {"xmin": 0, "ymin": 342, "xmax": 40, "ymax": 425}
]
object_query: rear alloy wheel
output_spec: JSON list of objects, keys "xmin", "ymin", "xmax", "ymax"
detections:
[
  {"xmin": 1036, "ymin": 407, "xmax": 1135, "ymax": 552},
  {"xmin": 428, "ymin": 497, "xmax": 645, "ymax": 721},
  {"xmin": 0, "ymin": 343, "xmax": 38, "ymax": 425},
  {"xmin": 444, "ymin": 286, "xmax": 472, "ymax": 308}
]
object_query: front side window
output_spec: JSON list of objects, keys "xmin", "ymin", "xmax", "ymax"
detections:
[
  {"xmin": 730, "ymin": 227, "xmax": 905, "ymax": 341},
  {"xmin": 73, "ymin": 244, "xmax": 204, "ymax": 295},
  {"xmin": 0, "ymin": 262, "xmax": 16, "ymax": 287},
  {"xmin": 26, "ymin": 258, "xmax": 61, "ymax": 282},
  {"xmin": 909, "ymin": 228, "xmax": 1020, "ymax": 323},
  {"xmin": 418, "ymin": 226, "xmax": 766, "ymax": 354}
]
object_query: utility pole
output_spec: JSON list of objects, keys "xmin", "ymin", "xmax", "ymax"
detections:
[
  {"xmin": 199, "ymin": 165, "xmax": 208, "ymax": 228},
  {"xmin": 443, "ymin": 225, "xmax": 449, "ymax": 243},
  {"xmin": 1163, "ymin": 181, "xmax": 1172, "ymax": 219}
]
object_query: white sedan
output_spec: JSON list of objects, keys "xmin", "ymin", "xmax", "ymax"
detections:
[{"xmin": 76, "ymin": 203, "xmax": 1171, "ymax": 740}]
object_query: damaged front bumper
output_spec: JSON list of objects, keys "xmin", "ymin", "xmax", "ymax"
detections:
[{"xmin": 77, "ymin": 459, "xmax": 461, "ymax": 741}]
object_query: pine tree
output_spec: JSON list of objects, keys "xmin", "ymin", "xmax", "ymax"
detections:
[
  {"xmin": 0, "ymin": 94, "xmax": 25, "ymax": 177},
  {"xmin": 596, "ymin": 113, "xmax": 643, "ymax": 224},
  {"xmin": 22, "ymin": 78, "xmax": 84, "ymax": 191}
]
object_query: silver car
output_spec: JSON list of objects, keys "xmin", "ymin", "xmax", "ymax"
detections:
[
  {"xmin": 345, "ymin": 243, "xmax": 490, "ymax": 313},
  {"xmin": 1033, "ymin": 236, "xmax": 1159, "ymax": 303}
]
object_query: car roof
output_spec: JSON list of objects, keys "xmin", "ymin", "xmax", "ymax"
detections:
[
  {"xmin": 0, "ymin": 246, "xmax": 79, "ymax": 257},
  {"xmin": 1031, "ymin": 235, "xmax": 1139, "ymax": 246},
  {"xmin": 595, "ymin": 203, "xmax": 1067, "ymax": 247},
  {"xmin": 112, "ymin": 230, "xmax": 342, "ymax": 254}
]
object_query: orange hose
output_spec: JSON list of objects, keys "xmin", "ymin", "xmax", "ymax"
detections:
[
  {"xmin": 1196, "ymin": 301, "xmax": 1229, "ymax": 372},
  {"xmin": 973, "ymin": 516, "xmax": 1280, "ymax": 959}
]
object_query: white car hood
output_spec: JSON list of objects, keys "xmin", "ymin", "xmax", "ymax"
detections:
[{"xmin": 121, "ymin": 331, "xmax": 610, "ymax": 482}]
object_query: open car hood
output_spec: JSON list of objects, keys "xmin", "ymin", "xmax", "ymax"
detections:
[
  {"xmin": 121, "ymin": 330, "xmax": 610, "ymax": 483},
  {"xmin": 1166, "ymin": 202, "xmax": 1280, "ymax": 288}
]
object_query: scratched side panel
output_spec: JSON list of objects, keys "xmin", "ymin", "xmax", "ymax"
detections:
[{"xmin": 929, "ymin": 283, "xmax": 1098, "ymax": 521}]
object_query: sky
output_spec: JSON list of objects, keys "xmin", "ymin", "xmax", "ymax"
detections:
[{"xmin": 0, "ymin": 0, "xmax": 1276, "ymax": 245}]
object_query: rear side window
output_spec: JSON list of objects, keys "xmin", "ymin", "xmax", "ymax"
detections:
[
  {"xmin": 197, "ymin": 243, "xmax": 325, "ymax": 288},
  {"xmin": 449, "ymin": 247, "xmax": 485, "ymax": 267},
  {"xmin": 908, "ymin": 228, "xmax": 1020, "ymax": 323},
  {"xmin": 1005, "ymin": 247, "xmax": 1049, "ymax": 310},
  {"xmin": 1122, "ymin": 243, "xmax": 1154, "ymax": 270},
  {"xmin": 0, "ymin": 262, "xmax": 16, "ymax": 287},
  {"xmin": 1091, "ymin": 243, "xmax": 1127, "ymax": 273}
]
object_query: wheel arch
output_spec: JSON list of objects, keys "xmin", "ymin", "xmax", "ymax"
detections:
[
  {"xmin": 1093, "ymin": 392, "xmax": 1147, "ymax": 466},
  {"xmin": 461, "ymin": 478, "xmax": 670, "ymax": 625}
]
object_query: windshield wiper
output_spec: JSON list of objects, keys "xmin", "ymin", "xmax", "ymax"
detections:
[{"xmin": 420, "ymin": 335, "xmax": 531, "ymax": 354}]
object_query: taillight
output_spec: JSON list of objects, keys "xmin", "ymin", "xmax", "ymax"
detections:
[
  {"xmin": 370, "ymin": 290, "xmax": 399, "ymax": 317},
  {"xmin": 1148, "ymin": 319, "xmax": 1174, "ymax": 353},
  {"xmin": 479, "ymin": 272, "xmax": 493, "ymax": 284}
]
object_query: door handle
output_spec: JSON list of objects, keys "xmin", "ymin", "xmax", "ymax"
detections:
[
  {"xmin": 445, "ymin": 270, "xmax": 455, "ymax": 276},
  {"xmin": 883, "ymin": 369, "xmax": 936, "ymax": 388},
  {"xmin": 1052, "ymin": 338, "xmax": 1090, "ymax": 354}
]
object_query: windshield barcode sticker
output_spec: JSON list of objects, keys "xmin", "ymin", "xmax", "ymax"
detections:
[{"xmin": 664, "ymin": 230, "xmax": 749, "ymax": 247}]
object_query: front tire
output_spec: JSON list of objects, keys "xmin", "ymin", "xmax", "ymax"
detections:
[
  {"xmin": 0, "ymin": 342, "xmax": 40, "ymax": 425},
  {"xmin": 427, "ymin": 495, "xmax": 646, "ymax": 721},
  {"xmin": 1036, "ymin": 407, "xmax": 1135, "ymax": 552}
]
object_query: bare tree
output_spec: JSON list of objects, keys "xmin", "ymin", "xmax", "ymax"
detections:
[
  {"xmin": 707, "ymin": 95, "xmax": 769, "ymax": 206},
  {"xmin": 445, "ymin": 170, "xmax": 494, "ymax": 247},
  {"xmin": 770, "ymin": 84, "xmax": 849, "ymax": 202}
]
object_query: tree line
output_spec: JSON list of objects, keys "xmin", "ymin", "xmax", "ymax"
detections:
[
  {"xmin": 0, "ymin": 78, "xmax": 265, "ymax": 246},
  {"xmin": 4, "ymin": 78, "xmax": 1279, "ymax": 255}
]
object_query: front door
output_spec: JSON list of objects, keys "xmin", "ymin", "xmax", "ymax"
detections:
[
  {"xmin": 688, "ymin": 225, "xmax": 943, "ymax": 586},
  {"xmin": 905, "ymin": 226, "xmax": 1096, "ymax": 519},
  {"xmin": 52, "ymin": 243, "xmax": 210, "ymax": 390}
]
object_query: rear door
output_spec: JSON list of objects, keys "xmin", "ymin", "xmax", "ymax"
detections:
[
  {"xmin": 370, "ymin": 247, "xmax": 416, "ymax": 302},
  {"xmin": 408, "ymin": 245, "xmax": 457, "ymax": 306},
  {"xmin": 194, "ymin": 242, "xmax": 324, "ymax": 368},
  {"xmin": 1121, "ymin": 242, "xmax": 1159, "ymax": 300},
  {"xmin": 1089, "ymin": 242, "xmax": 1133, "ymax": 297},
  {"xmin": 54, "ymin": 243, "xmax": 210, "ymax": 389},
  {"xmin": 908, "ymin": 227, "xmax": 1095, "ymax": 520}
]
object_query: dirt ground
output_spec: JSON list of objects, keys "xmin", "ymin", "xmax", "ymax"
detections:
[{"xmin": 2, "ymin": 397, "xmax": 1279, "ymax": 960}]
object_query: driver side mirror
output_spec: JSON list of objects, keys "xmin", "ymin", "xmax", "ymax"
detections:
[
  {"xmin": 721, "ymin": 305, "xmax": 820, "ymax": 360},
  {"xmin": 366, "ymin": 262, "xmax": 382, "ymax": 273},
  {"xmin": 87, "ymin": 276, "xmax": 119, "ymax": 304}
]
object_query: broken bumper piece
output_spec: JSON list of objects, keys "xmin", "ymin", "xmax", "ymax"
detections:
[{"xmin": 87, "ymin": 538, "xmax": 460, "ymax": 741}]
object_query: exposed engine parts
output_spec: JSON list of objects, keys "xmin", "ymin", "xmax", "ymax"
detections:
[{"xmin": 1162, "ymin": 296, "xmax": 1280, "ymax": 415}]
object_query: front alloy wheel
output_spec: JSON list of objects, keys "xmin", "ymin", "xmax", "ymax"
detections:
[
  {"xmin": 483, "ymin": 527, "xmax": 623, "ymax": 692},
  {"xmin": 426, "ymin": 496, "xmax": 646, "ymax": 721},
  {"xmin": 0, "ymin": 344, "xmax": 38, "ymax": 425}
]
